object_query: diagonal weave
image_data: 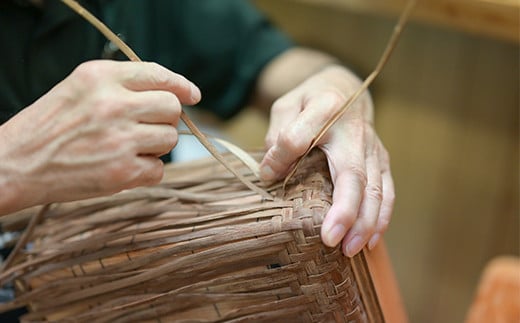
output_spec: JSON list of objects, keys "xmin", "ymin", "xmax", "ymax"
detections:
[{"xmin": 0, "ymin": 149, "xmax": 382, "ymax": 322}]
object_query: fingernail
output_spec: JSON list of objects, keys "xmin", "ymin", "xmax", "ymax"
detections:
[
  {"xmin": 345, "ymin": 235, "xmax": 363, "ymax": 257},
  {"xmin": 368, "ymin": 233, "xmax": 380, "ymax": 250},
  {"xmin": 260, "ymin": 165, "xmax": 276, "ymax": 181},
  {"xmin": 323, "ymin": 224, "xmax": 346, "ymax": 247},
  {"xmin": 190, "ymin": 83, "xmax": 201, "ymax": 102}
]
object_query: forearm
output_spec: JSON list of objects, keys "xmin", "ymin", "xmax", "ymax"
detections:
[{"xmin": 252, "ymin": 47, "xmax": 336, "ymax": 108}]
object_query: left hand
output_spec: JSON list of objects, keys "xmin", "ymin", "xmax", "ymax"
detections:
[{"xmin": 259, "ymin": 65, "xmax": 395, "ymax": 257}]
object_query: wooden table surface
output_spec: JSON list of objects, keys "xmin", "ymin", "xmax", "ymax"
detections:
[{"xmin": 292, "ymin": 0, "xmax": 520, "ymax": 43}]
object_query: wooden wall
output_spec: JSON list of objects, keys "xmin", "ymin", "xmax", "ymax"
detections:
[{"xmin": 221, "ymin": 1, "xmax": 519, "ymax": 322}]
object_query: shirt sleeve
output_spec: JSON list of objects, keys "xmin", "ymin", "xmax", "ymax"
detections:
[
  {"xmin": 134, "ymin": 0, "xmax": 294, "ymax": 119},
  {"xmin": 172, "ymin": 0, "xmax": 291, "ymax": 118}
]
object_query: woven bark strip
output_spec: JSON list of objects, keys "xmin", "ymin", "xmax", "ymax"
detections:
[{"xmin": 0, "ymin": 149, "xmax": 385, "ymax": 322}]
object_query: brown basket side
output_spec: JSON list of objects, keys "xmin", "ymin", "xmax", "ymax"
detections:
[{"xmin": 0, "ymin": 149, "xmax": 396, "ymax": 322}]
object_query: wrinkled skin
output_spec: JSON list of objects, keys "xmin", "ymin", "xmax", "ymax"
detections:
[
  {"xmin": 0, "ymin": 60, "xmax": 200, "ymax": 214},
  {"xmin": 259, "ymin": 66, "xmax": 395, "ymax": 257},
  {"xmin": 0, "ymin": 55, "xmax": 394, "ymax": 258}
]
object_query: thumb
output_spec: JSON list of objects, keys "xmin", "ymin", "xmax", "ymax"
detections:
[
  {"xmin": 260, "ymin": 91, "xmax": 342, "ymax": 182},
  {"xmin": 260, "ymin": 136, "xmax": 305, "ymax": 182}
]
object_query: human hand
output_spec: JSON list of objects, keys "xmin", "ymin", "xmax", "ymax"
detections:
[
  {"xmin": 0, "ymin": 60, "xmax": 200, "ymax": 214},
  {"xmin": 259, "ymin": 65, "xmax": 394, "ymax": 257}
]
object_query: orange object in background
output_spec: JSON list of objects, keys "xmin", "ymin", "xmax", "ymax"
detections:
[{"xmin": 466, "ymin": 256, "xmax": 520, "ymax": 323}]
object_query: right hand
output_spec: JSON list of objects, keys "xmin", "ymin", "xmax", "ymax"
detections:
[{"xmin": 0, "ymin": 60, "xmax": 201, "ymax": 214}]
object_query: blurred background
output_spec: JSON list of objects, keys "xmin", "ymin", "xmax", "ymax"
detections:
[{"xmin": 184, "ymin": 0, "xmax": 519, "ymax": 322}]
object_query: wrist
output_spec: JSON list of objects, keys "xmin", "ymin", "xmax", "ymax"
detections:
[
  {"xmin": 318, "ymin": 65, "xmax": 375, "ymax": 123},
  {"xmin": 253, "ymin": 47, "xmax": 339, "ymax": 109}
]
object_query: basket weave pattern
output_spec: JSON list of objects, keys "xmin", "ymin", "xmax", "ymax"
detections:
[{"xmin": 2, "ymin": 150, "xmax": 378, "ymax": 322}]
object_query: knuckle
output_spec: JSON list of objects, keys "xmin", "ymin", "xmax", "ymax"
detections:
[
  {"xmin": 378, "ymin": 217, "xmax": 391, "ymax": 233},
  {"xmin": 140, "ymin": 160, "xmax": 164, "ymax": 185},
  {"xmin": 71, "ymin": 64, "xmax": 130, "ymax": 120},
  {"xmin": 382, "ymin": 179, "xmax": 396, "ymax": 204},
  {"xmin": 348, "ymin": 165, "xmax": 368, "ymax": 187},
  {"xmin": 164, "ymin": 127, "xmax": 179, "ymax": 149},
  {"xmin": 349, "ymin": 118, "xmax": 367, "ymax": 134},
  {"xmin": 385, "ymin": 189, "xmax": 396, "ymax": 205},
  {"xmin": 321, "ymin": 89, "xmax": 347, "ymax": 108},
  {"xmin": 73, "ymin": 61, "xmax": 106, "ymax": 83},
  {"xmin": 348, "ymin": 220, "xmax": 376, "ymax": 243},
  {"xmin": 164, "ymin": 92, "xmax": 182, "ymax": 114},
  {"xmin": 148, "ymin": 61, "xmax": 166, "ymax": 73},
  {"xmin": 100, "ymin": 134, "xmax": 127, "ymax": 152},
  {"xmin": 358, "ymin": 216, "xmax": 378, "ymax": 236},
  {"xmin": 264, "ymin": 133, "xmax": 276, "ymax": 149},
  {"xmin": 277, "ymin": 126, "xmax": 308, "ymax": 156},
  {"xmin": 165, "ymin": 90, "xmax": 181, "ymax": 106},
  {"xmin": 146, "ymin": 61, "xmax": 161, "ymax": 70},
  {"xmin": 104, "ymin": 161, "xmax": 134, "ymax": 189},
  {"xmin": 106, "ymin": 158, "xmax": 163, "ymax": 189},
  {"xmin": 153, "ymin": 91, "xmax": 182, "ymax": 125},
  {"xmin": 340, "ymin": 211, "xmax": 358, "ymax": 229},
  {"xmin": 140, "ymin": 168, "xmax": 163, "ymax": 186},
  {"xmin": 366, "ymin": 184, "xmax": 383, "ymax": 202},
  {"xmin": 379, "ymin": 146, "xmax": 391, "ymax": 164},
  {"xmin": 147, "ymin": 62, "xmax": 175, "ymax": 87},
  {"xmin": 270, "ymin": 97, "xmax": 290, "ymax": 113},
  {"xmin": 92, "ymin": 95, "xmax": 127, "ymax": 120},
  {"xmin": 330, "ymin": 205, "xmax": 358, "ymax": 228}
]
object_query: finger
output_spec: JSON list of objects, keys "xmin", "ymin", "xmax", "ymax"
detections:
[
  {"xmin": 342, "ymin": 151, "xmax": 382, "ymax": 257},
  {"xmin": 120, "ymin": 62, "xmax": 201, "ymax": 105},
  {"xmin": 126, "ymin": 156, "xmax": 165, "ymax": 188},
  {"xmin": 260, "ymin": 91, "xmax": 344, "ymax": 181},
  {"xmin": 320, "ymin": 138, "xmax": 367, "ymax": 249},
  {"xmin": 368, "ymin": 149, "xmax": 395, "ymax": 250},
  {"xmin": 264, "ymin": 97, "xmax": 301, "ymax": 148},
  {"xmin": 103, "ymin": 155, "xmax": 164, "ymax": 194},
  {"xmin": 127, "ymin": 90, "xmax": 182, "ymax": 126},
  {"xmin": 133, "ymin": 123, "xmax": 178, "ymax": 157}
]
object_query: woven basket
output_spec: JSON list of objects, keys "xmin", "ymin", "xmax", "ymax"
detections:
[{"xmin": 0, "ymin": 149, "xmax": 405, "ymax": 322}]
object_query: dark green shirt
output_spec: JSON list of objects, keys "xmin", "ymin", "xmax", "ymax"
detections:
[{"xmin": 0, "ymin": 0, "xmax": 293, "ymax": 124}]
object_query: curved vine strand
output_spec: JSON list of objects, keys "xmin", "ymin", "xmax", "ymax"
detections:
[
  {"xmin": 283, "ymin": 0, "xmax": 417, "ymax": 189},
  {"xmin": 60, "ymin": 0, "xmax": 272, "ymax": 200}
]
